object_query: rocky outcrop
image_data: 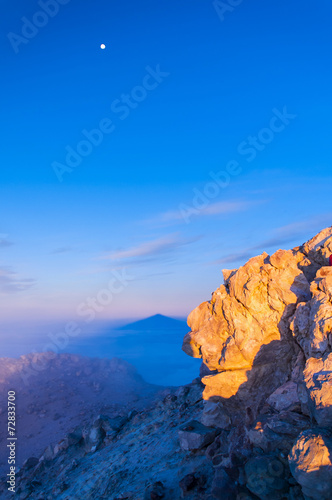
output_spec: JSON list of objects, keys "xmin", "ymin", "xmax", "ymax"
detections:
[
  {"xmin": 182, "ymin": 226, "xmax": 332, "ymax": 499},
  {"xmin": 182, "ymin": 248, "xmax": 311, "ymax": 413}
]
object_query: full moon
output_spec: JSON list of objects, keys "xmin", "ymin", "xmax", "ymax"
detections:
[{"xmin": 100, "ymin": 44, "xmax": 106, "ymax": 49}]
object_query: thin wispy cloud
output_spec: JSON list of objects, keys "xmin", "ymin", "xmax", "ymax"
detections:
[
  {"xmin": 134, "ymin": 271, "xmax": 174, "ymax": 281},
  {"xmin": 267, "ymin": 214, "xmax": 332, "ymax": 244},
  {"xmin": 143, "ymin": 199, "xmax": 264, "ymax": 227},
  {"xmin": 216, "ymin": 251, "xmax": 258, "ymax": 266},
  {"xmin": 0, "ymin": 266, "xmax": 35, "ymax": 293},
  {"xmin": 99, "ymin": 233, "xmax": 200, "ymax": 261},
  {"xmin": 215, "ymin": 213, "xmax": 332, "ymax": 266},
  {"xmin": 199, "ymin": 200, "xmax": 256, "ymax": 216}
]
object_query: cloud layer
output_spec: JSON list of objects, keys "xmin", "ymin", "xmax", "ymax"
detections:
[
  {"xmin": 0, "ymin": 267, "xmax": 35, "ymax": 293},
  {"xmin": 99, "ymin": 233, "xmax": 199, "ymax": 262},
  {"xmin": 143, "ymin": 199, "xmax": 260, "ymax": 226},
  {"xmin": 216, "ymin": 213, "xmax": 332, "ymax": 266}
]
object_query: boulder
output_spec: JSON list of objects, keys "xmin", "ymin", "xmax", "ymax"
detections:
[
  {"xmin": 179, "ymin": 472, "xmax": 206, "ymax": 497},
  {"xmin": 300, "ymin": 228, "xmax": 332, "ymax": 267},
  {"xmin": 23, "ymin": 457, "xmax": 39, "ymax": 470},
  {"xmin": 144, "ymin": 481, "xmax": 165, "ymax": 500},
  {"xmin": 200, "ymin": 400, "xmax": 231, "ymax": 429},
  {"xmin": 301, "ymin": 353, "xmax": 332, "ymax": 426},
  {"xmin": 205, "ymin": 431, "xmax": 230, "ymax": 466},
  {"xmin": 53, "ymin": 438, "xmax": 69, "ymax": 455},
  {"xmin": 245, "ymin": 455, "xmax": 289, "ymax": 499},
  {"xmin": 67, "ymin": 428, "xmax": 83, "ymax": 446},
  {"xmin": 247, "ymin": 410, "xmax": 311, "ymax": 454},
  {"xmin": 83, "ymin": 424, "xmax": 105, "ymax": 452},
  {"xmin": 291, "ymin": 267, "xmax": 332, "ymax": 358},
  {"xmin": 288, "ymin": 428, "xmax": 332, "ymax": 500},
  {"xmin": 41, "ymin": 445, "xmax": 55, "ymax": 462},
  {"xmin": 178, "ymin": 420, "xmax": 219, "ymax": 451},
  {"xmin": 266, "ymin": 381, "xmax": 300, "ymax": 412},
  {"xmin": 93, "ymin": 414, "xmax": 127, "ymax": 438},
  {"xmin": 210, "ymin": 468, "xmax": 236, "ymax": 499}
]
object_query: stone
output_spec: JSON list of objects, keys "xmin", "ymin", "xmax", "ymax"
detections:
[
  {"xmin": 266, "ymin": 381, "xmax": 300, "ymax": 412},
  {"xmin": 84, "ymin": 424, "xmax": 105, "ymax": 452},
  {"xmin": 245, "ymin": 455, "xmax": 289, "ymax": 499},
  {"xmin": 179, "ymin": 472, "xmax": 206, "ymax": 496},
  {"xmin": 222, "ymin": 269, "xmax": 237, "ymax": 285},
  {"xmin": 288, "ymin": 485, "xmax": 304, "ymax": 500},
  {"xmin": 178, "ymin": 420, "xmax": 219, "ymax": 451},
  {"xmin": 145, "ymin": 481, "xmax": 165, "ymax": 500},
  {"xmin": 41, "ymin": 445, "xmax": 54, "ymax": 462},
  {"xmin": 300, "ymin": 227, "xmax": 332, "ymax": 267},
  {"xmin": 67, "ymin": 428, "xmax": 83, "ymax": 446},
  {"xmin": 179, "ymin": 473, "xmax": 197, "ymax": 494},
  {"xmin": 23, "ymin": 457, "xmax": 39, "ymax": 470},
  {"xmin": 301, "ymin": 353, "xmax": 332, "ymax": 426},
  {"xmin": 53, "ymin": 438, "xmax": 69, "ymax": 456},
  {"xmin": 93, "ymin": 414, "xmax": 127, "ymax": 438},
  {"xmin": 205, "ymin": 432, "xmax": 230, "ymax": 466},
  {"xmin": 288, "ymin": 428, "xmax": 332, "ymax": 500},
  {"xmin": 247, "ymin": 410, "xmax": 311, "ymax": 454},
  {"xmin": 210, "ymin": 468, "xmax": 236, "ymax": 499},
  {"xmin": 200, "ymin": 400, "xmax": 231, "ymax": 429},
  {"xmin": 175, "ymin": 386, "xmax": 190, "ymax": 399},
  {"xmin": 291, "ymin": 267, "xmax": 332, "ymax": 358}
]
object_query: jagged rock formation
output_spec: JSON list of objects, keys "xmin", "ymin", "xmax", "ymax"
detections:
[
  {"xmin": 182, "ymin": 242, "xmax": 312, "ymax": 409},
  {"xmin": 183, "ymin": 226, "xmax": 332, "ymax": 499},
  {"xmin": 2, "ymin": 227, "xmax": 332, "ymax": 499}
]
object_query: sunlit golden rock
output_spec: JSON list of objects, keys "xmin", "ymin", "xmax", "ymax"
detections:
[{"xmin": 183, "ymin": 227, "xmax": 332, "ymax": 414}]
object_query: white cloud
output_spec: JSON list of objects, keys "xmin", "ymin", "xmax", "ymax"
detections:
[
  {"xmin": 143, "ymin": 199, "xmax": 260, "ymax": 226},
  {"xmin": 269, "ymin": 214, "xmax": 332, "ymax": 242},
  {"xmin": 215, "ymin": 213, "xmax": 332, "ymax": 266},
  {"xmin": 199, "ymin": 200, "xmax": 253, "ymax": 216},
  {"xmin": 99, "ymin": 233, "xmax": 199, "ymax": 261}
]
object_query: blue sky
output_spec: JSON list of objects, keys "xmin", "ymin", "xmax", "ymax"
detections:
[{"xmin": 1, "ymin": 0, "xmax": 332, "ymax": 335}]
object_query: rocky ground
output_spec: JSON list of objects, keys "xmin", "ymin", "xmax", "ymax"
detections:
[
  {"xmin": 0, "ymin": 354, "xmax": 162, "ymax": 478},
  {"xmin": 2, "ymin": 226, "xmax": 332, "ymax": 499},
  {"xmin": 0, "ymin": 379, "xmax": 215, "ymax": 499}
]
